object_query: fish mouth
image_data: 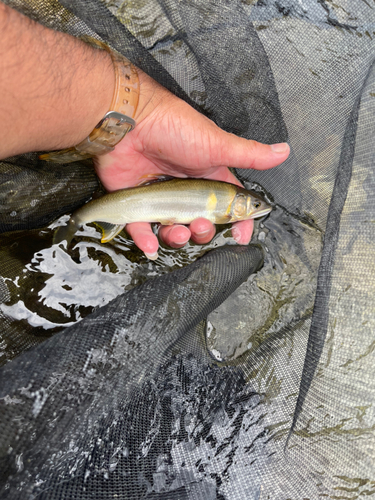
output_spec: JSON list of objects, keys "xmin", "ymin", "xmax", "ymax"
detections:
[{"xmin": 251, "ymin": 206, "xmax": 272, "ymax": 219}]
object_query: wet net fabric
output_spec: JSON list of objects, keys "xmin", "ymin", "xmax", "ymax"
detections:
[{"xmin": 0, "ymin": 1, "xmax": 375, "ymax": 499}]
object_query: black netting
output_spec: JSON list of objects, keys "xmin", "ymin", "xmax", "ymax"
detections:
[
  {"xmin": 0, "ymin": 0, "xmax": 374, "ymax": 498},
  {"xmin": 0, "ymin": 154, "xmax": 99, "ymax": 233},
  {"xmin": 0, "ymin": 245, "xmax": 264, "ymax": 499}
]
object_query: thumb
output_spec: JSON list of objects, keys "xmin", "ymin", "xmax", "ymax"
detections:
[{"xmin": 213, "ymin": 131, "xmax": 290, "ymax": 171}]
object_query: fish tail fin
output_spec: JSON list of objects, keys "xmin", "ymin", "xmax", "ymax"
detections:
[{"xmin": 53, "ymin": 218, "xmax": 79, "ymax": 246}]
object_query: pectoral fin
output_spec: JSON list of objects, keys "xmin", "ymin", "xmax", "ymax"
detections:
[
  {"xmin": 214, "ymin": 214, "xmax": 232, "ymax": 224},
  {"xmin": 159, "ymin": 218, "xmax": 177, "ymax": 226},
  {"xmin": 94, "ymin": 222, "xmax": 126, "ymax": 243}
]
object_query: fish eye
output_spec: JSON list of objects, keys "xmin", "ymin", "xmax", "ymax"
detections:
[{"xmin": 253, "ymin": 200, "xmax": 261, "ymax": 209}]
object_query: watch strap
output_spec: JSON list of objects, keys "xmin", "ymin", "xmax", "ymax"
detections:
[{"xmin": 40, "ymin": 40, "xmax": 139, "ymax": 164}]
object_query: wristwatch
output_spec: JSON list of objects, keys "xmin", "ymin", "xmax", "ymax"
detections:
[{"xmin": 40, "ymin": 40, "xmax": 139, "ymax": 164}]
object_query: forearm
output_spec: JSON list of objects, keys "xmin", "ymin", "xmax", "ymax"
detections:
[{"xmin": 0, "ymin": 2, "xmax": 114, "ymax": 158}]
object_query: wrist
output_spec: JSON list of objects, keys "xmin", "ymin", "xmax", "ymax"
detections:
[
  {"xmin": 66, "ymin": 48, "xmax": 115, "ymax": 147},
  {"xmin": 0, "ymin": 3, "xmax": 115, "ymax": 159},
  {"xmin": 34, "ymin": 42, "xmax": 115, "ymax": 155},
  {"xmin": 51, "ymin": 46, "xmax": 115, "ymax": 150},
  {"xmin": 40, "ymin": 41, "xmax": 141, "ymax": 163}
]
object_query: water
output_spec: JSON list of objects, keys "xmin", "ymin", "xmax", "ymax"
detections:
[
  {"xmin": 0, "ymin": 213, "xmax": 237, "ymax": 362},
  {"xmin": 0, "ymin": 194, "xmax": 322, "ymax": 370},
  {"xmin": 206, "ymin": 204, "xmax": 322, "ymax": 363}
]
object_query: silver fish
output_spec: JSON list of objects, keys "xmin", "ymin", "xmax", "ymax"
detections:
[{"xmin": 54, "ymin": 178, "xmax": 272, "ymax": 258}]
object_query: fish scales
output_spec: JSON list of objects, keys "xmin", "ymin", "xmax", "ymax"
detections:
[
  {"xmin": 54, "ymin": 179, "xmax": 272, "ymax": 254},
  {"xmin": 76, "ymin": 179, "xmax": 238, "ymax": 226}
]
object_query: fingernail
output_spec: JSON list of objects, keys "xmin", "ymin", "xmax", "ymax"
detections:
[
  {"xmin": 270, "ymin": 142, "xmax": 289, "ymax": 153},
  {"xmin": 145, "ymin": 251, "xmax": 159, "ymax": 260},
  {"xmin": 173, "ymin": 237, "xmax": 189, "ymax": 245},
  {"xmin": 195, "ymin": 229, "xmax": 210, "ymax": 237}
]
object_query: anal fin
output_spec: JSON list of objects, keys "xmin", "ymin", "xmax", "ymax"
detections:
[{"xmin": 94, "ymin": 222, "xmax": 126, "ymax": 243}]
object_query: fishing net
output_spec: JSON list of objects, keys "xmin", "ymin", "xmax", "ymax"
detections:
[{"xmin": 0, "ymin": 0, "xmax": 374, "ymax": 498}]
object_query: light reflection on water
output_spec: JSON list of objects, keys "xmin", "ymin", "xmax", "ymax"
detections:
[
  {"xmin": 0, "ymin": 195, "xmax": 322, "ymax": 373},
  {"xmin": 0, "ymin": 218, "xmax": 235, "ymax": 333}
]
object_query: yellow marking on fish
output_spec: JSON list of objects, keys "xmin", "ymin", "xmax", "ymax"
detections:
[
  {"xmin": 225, "ymin": 201, "xmax": 232, "ymax": 216},
  {"xmin": 206, "ymin": 191, "xmax": 218, "ymax": 213}
]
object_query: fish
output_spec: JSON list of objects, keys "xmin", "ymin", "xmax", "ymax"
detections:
[{"xmin": 54, "ymin": 178, "xmax": 272, "ymax": 258}]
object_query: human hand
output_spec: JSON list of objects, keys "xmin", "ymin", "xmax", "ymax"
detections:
[
  {"xmin": 95, "ymin": 69, "xmax": 290, "ymax": 259},
  {"xmin": 0, "ymin": 3, "xmax": 288, "ymax": 257}
]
